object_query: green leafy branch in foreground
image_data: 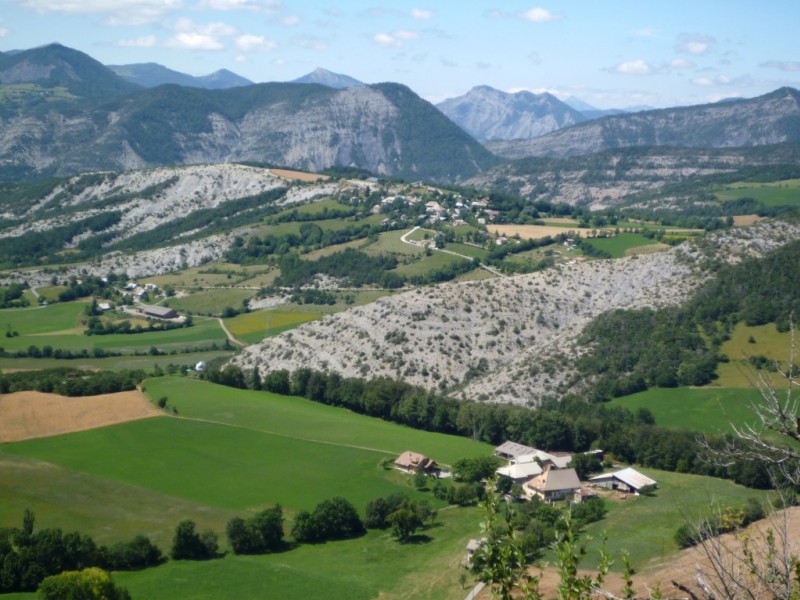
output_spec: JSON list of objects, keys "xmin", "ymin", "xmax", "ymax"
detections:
[{"xmin": 471, "ymin": 481, "xmax": 640, "ymax": 600}]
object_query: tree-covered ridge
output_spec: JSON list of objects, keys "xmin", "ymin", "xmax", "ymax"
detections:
[{"xmin": 577, "ymin": 236, "xmax": 800, "ymax": 399}]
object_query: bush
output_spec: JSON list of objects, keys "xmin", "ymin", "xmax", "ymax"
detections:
[
  {"xmin": 170, "ymin": 520, "xmax": 218, "ymax": 560},
  {"xmin": 226, "ymin": 506, "xmax": 284, "ymax": 554},
  {"xmin": 37, "ymin": 567, "xmax": 130, "ymax": 600},
  {"xmin": 291, "ymin": 497, "xmax": 364, "ymax": 543}
]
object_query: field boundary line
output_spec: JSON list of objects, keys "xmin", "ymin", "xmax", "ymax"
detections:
[{"xmin": 172, "ymin": 414, "xmax": 400, "ymax": 456}]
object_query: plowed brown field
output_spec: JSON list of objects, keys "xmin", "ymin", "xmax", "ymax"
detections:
[{"xmin": 0, "ymin": 390, "xmax": 161, "ymax": 442}]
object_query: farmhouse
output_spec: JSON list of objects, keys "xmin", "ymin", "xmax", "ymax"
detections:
[
  {"xmin": 589, "ymin": 467, "xmax": 657, "ymax": 494},
  {"xmin": 465, "ymin": 538, "xmax": 486, "ymax": 564},
  {"xmin": 394, "ymin": 451, "xmax": 437, "ymax": 475},
  {"xmin": 140, "ymin": 305, "xmax": 178, "ymax": 319},
  {"xmin": 523, "ymin": 466, "xmax": 581, "ymax": 502},
  {"xmin": 495, "ymin": 460, "xmax": 544, "ymax": 483}
]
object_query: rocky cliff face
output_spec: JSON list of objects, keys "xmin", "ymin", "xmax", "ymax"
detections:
[
  {"xmin": 487, "ymin": 87, "xmax": 800, "ymax": 159},
  {"xmin": 437, "ymin": 85, "xmax": 586, "ymax": 141},
  {"xmin": 231, "ymin": 220, "xmax": 800, "ymax": 405},
  {"xmin": 0, "ymin": 80, "xmax": 496, "ymax": 182}
]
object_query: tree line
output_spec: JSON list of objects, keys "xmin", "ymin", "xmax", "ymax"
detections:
[
  {"xmin": 206, "ymin": 365, "xmax": 773, "ymax": 490},
  {"xmin": 0, "ymin": 368, "xmax": 146, "ymax": 396},
  {"xmin": 0, "ymin": 510, "xmax": 163, "ymax": 594}
]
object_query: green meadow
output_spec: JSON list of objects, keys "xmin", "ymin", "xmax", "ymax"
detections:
[
  {"xmin": 164, "ymin": 288, "xmax": 254, "ymax": 315},
  {"xmin": 607, "ymin": 386, "xmax": 764, "ymax": 436},
  {"xmin": 224, "ymin": 308, "xmax": 324, "ymax": 343},
  {"xmin": 584, "ymin": 468, "xmax": 772, "ymax": 569},
  {"xmin": 0, "ymin": 378, "xmax": 492, "ymax": 599},
  {"xmin": 581, "ymin": 233, "xmax": 662, "ymax": 258},
  {"xmin": 715, "ymin": 179, "xmax": 800, "ymax": 207}
]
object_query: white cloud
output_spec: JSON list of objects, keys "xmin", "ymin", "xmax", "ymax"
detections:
[
  {"xmin": 0, "ymin": 27, "xmax": 9, "ymax": 37},
  {"xmin": 282, "ymin": 15, "xmax": 299, "ymax": 25},
  {"xmin": 411, "ymin": 8, "xmax": 434, "ymax": 20},
  {"xmin": 292, "ymin": 35, "xmax": 328, "ymax": 51},
  {"xmin": 165, "ymin": 32, "xmax": 224, "ymax": 50},
  {"xmin": 528, "ymin": 50, "xmax": 542, "ymax": 65},
  {"xmin": 373, "ymin": 30, "xmax": 419, "ymax": 47},
  {"xmin": 611, "ymin": 59, "xmax": 654, "ymax": 75},
  {"xmin": 670, "ymin": 58, "xmax": 694, "ymax": 69},
  {"xmin": 234, "ymin": 54, "xmax": 247, "ymax": 62},
  {"xmin": 518, "ymin": 7, "xmax": 560, "ymax": 23},
  {"xmin": 12, "ymin": 0, "xmax": 183, "ymax": 25},
  {"xmin": 691, "ymin": 75, "xmax": 731, "ymax": 87},
  {"xmin": 235, "ymin": 34, "xmax": 276, "ymax": 51},
  {"xmin": 163, "ymin": 18, "xmax": 237, "ymax": 49},
  {"xmin": 174, "ymin": 18, "xmax": 237, "ymax": 36},
  {"xmin": 196, "ymin": 0, "xmax": 283, "ymax": 12},
  {"xmin": 115, "ymin": 35, "xmax": 158, "ymax": 47},
  {"xmin": 760, "ymin": 60, "xmax": 800, "ymax": 72},
  {"xmin": 633, "ymin": 27, "xmax": 660, "ymax": 38},
  {"xmin": 677, "ymin": 34, "xmax": 715, "ymax": 55}
]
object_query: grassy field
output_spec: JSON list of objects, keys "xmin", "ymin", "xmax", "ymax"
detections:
[
  {"xmin": 0, "ymin": 377, "xmax": 492, "ymax": 599},
  {"xmin": 363, "ymin": 228, "xmax": 426, "ymax": 256},
  {"xmin": 0, "ymin": 301, "xmax": 88, "ymax": 335},
  {"xmin": 395, "ymin": 251, "xmax": 471, "ymax": 278},
  {"xmin": 607, "ymin": 386, "xmax": 765, "ymax": 435},
  {"xmin": 581, "ymin": 233, "xmax": 662, "ymax": 258},
  {"xmin": 0, "ymin": 315, "xmax": 228, "ymax": 354},
  {"xmin": 164, "ymin": 288, "xmax": 254, "ymax": 315},
  {"xmin": 224, "ymin": 308, "xmax": 324, "ymax": 343},
  {"xmin": 715, "ymin": 179, "xmax": 800, "ymax": 207},
  {"xmin": 715, "ymin": 321, "xmax": 793, "ymax": 387},
  {"xmin": 113, "ymin": 505, "xmax": 480, "ymax": 600},
  {"xmin": 583, "ymin": 468, "xmax": 772, "ymax": 570}
]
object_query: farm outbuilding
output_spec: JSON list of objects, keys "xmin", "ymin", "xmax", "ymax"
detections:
[
  {"xmin": 495, "ymin": 441, "xmax": 536, "ymax": 461},
  {"xmin": 589, "ymin": 467, "xmax": 657, "ymax": 494},
  {"xmin": 140, "ymin": 305, "xmax": 178, "ymax": 319}
]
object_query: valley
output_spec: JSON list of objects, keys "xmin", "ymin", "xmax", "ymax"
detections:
[{"xmin": 1, "ymin": 40, "xmax": 800, "ymax": 600}]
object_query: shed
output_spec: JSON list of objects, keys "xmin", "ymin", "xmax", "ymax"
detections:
[
  {"xmin": 140, "ymin": 305, "xmax": 178, "ymax": 319},
  {"xmin": 589, "ymin": 467, "xmax": 657, "ymax": 494}
]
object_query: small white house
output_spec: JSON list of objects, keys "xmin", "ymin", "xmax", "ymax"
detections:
[{"xmin": 195, "ymin": 361, "xmax": 206, "ymax": 372}]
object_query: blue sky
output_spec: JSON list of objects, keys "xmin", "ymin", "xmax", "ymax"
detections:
[{"xmin": 2, "ymin": 0, "xmax": 799, "ymax": 108}]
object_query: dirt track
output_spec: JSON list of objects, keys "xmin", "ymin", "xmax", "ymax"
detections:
[{"xmin": 0, "ymin": 390, "xmax": 162, "ymax": 443}]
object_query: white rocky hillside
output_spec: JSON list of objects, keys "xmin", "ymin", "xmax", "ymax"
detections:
[
  {"xmin": 232, "ymin": 220, "xmax": 800, "ymax": 405},
  {"xmin": 0, "ymin": 164, "xmax": 346, "ymax": 284}
]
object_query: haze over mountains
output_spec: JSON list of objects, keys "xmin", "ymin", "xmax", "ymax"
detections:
[{"xmin": 1, "ymin": 43, "xmax": 800, "ymax": 183}]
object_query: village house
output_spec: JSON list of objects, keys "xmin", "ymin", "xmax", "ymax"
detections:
[
  {"xmin": 394, "ymin": 451, "xmax": 438, "ymax": 475},
  {"xmin": 589, "ymin": 467, "xmax": 657, "ymax": 494},
  {"xmin": 465, "ymin": 538, "xmax": 486, "ymax": 565},
  {"xmin": 523, "ymin": 466, "xmax": 581, "ymax": 502}
]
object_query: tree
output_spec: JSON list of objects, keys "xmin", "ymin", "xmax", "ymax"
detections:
[
  {"xmin": 388, "ymin": 499, "xmax": 424, "ymax": 542},
  {"xmin": 568, "ymin": 453, "xmax": 603, "ymax": 480},
  {"xmin": 37, "ymin": 567, "xmax": 131, "ymax": 600},
  {"xmin": 291, "ymin": 497, "xmax": 364, "ymax": 543},
  {"xmin": 170, "ymin": 520, "xmax": 217, "ymax": 560}
]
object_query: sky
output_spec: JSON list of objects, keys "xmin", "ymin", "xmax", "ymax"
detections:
[{"xmin": 2, "ymin": 0, "xmax": 800, "ymax": 109}]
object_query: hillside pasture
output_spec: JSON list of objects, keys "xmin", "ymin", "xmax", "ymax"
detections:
[
  {"xmin": 164, "ymin": 288, "xmax": 254, "ymax": 315},
  {"xmin": 0, "ymin": 389, "xmax": 160, "ymax": 443},
  {"xmin": 0, "ymin": 350, "xmax": 233, "ymax": 373},
  {"xmin": 0, "ymin": 301, "xmax": 88, "ymax": 335},
  {"xmin": 715, "ymin": 321, "xmax": 793, "ymax": 388},
  {"xmin": 582, "ymin": 233, "xmax": 664, "ymax": 258},
  {"xmin": 716, "ymin": 179, "xmax": 800, "ymax": 207},
  {"xmin": 607, "ymin": 386, "xmax": 765, "ymax": 436},
  {"xmin": 583, "ymin": 468, "xmax": 772, "ymax": 570},
  {"xmin": 0, "ymin": 316, "xmax": 228, "ymax": 354},
  {"xmin": 142, "ymin": 378, "xmax": 492, "ymax": 465},
  {"xmin": 224, "ymin": 308, "xmax": 324, "ymax": 344}
]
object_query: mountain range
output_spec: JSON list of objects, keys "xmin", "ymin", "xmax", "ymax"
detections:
[
  {"xmin": 2, "ymin": 43, "xmax": 800, "ymax": 183},
  {"xmin": 108, "ymin": 62, "xmax": 254, "ymax": 89}
]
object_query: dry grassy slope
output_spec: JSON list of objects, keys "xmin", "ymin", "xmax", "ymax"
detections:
[{"xmin": 233, "ymin": 220, "xmax": 800, "ymax": 405}]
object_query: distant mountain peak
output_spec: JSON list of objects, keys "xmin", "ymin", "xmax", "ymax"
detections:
[
  {"xmin": 436, "ymin": 86, "xmax": 587, "ymax": 141},
  {"xmin": 290, "ymin": 68, "xmax": 364, "ymax": 89},
  {"xmin": 107, "ymin": 62, "xmax": 252, "ymax": 89}
]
